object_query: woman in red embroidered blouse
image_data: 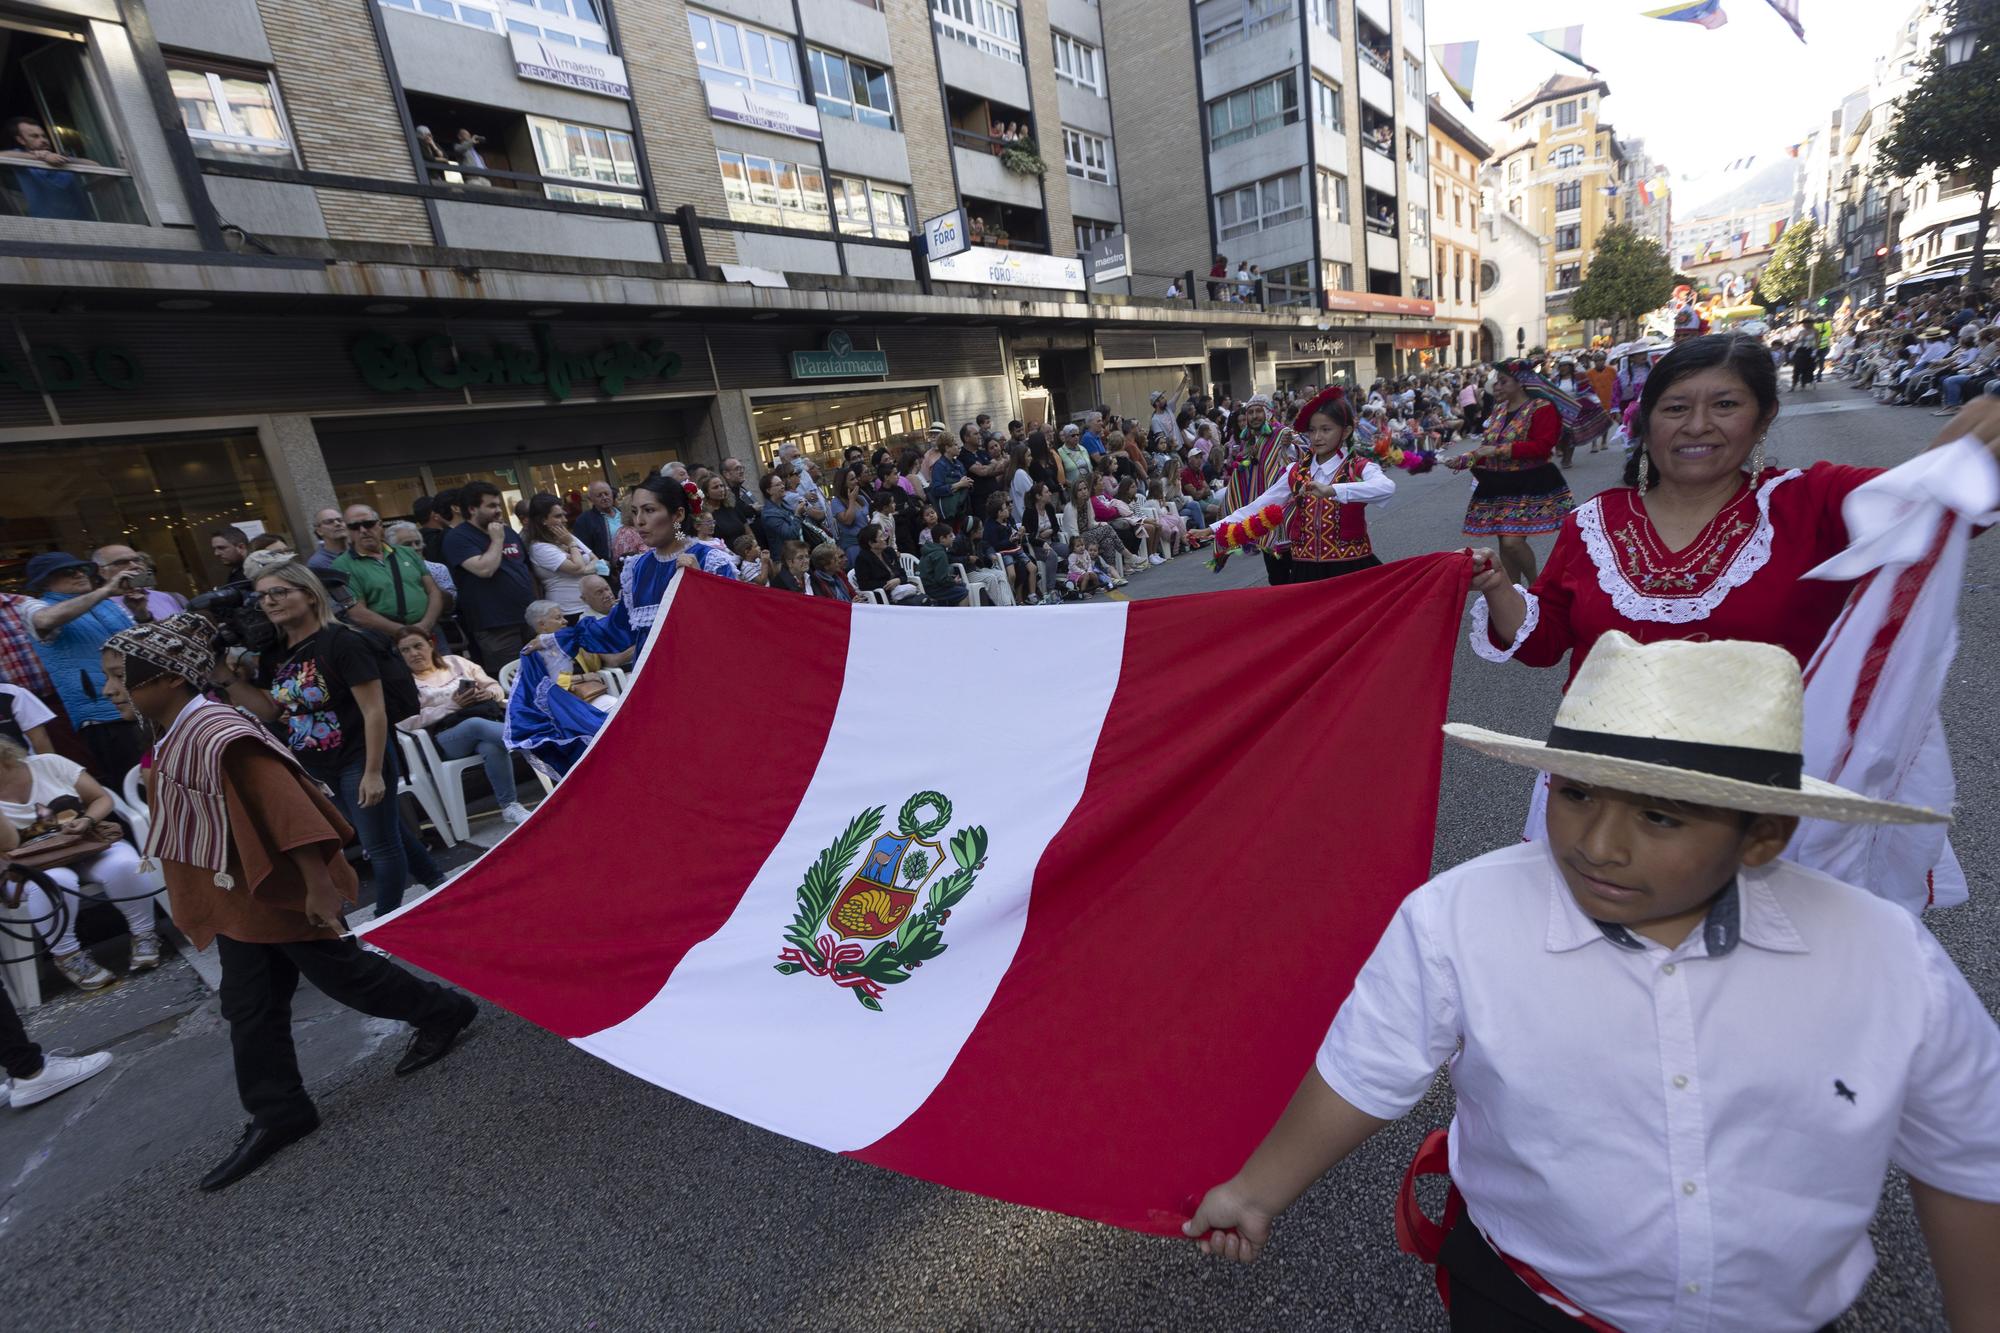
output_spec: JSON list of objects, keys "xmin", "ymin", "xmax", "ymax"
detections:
[{"xmin": 1449, "ymin": 361, "xmax": 1575, "ymax": 588}]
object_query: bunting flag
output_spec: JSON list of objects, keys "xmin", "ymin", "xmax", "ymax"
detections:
[
  {"xmin": 1769, "ymin": 219, "xmax": 1787, "ymax": 244},
  {"xmin": 1429, "ymin": 41, "xmax": 1478, "ymax": 107},
  {"xmin": 1645, "ymin": 0, "xmax": 1729, "ymax": 29},
  {"xmin": 1527, "ymin": 26, "xmax": 1599, "ymax": 73},
  {"xmin": 1763, "ymin": 0, "xmax": 1805, "ymax": 41},
  {"xmin": 361, "ymin": 558, "xmax": 1473, "ymax": 1234},
  {"xmin": 1636, "ymin": 179, "xmax": 1655, "ymax": 206}
]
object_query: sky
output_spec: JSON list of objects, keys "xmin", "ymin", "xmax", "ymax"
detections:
[{"xmin": 1421, "ymin": 0, "xmax": 1912, "ymax": 216}]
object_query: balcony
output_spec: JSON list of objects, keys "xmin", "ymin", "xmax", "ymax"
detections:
[
  {"xmin": 1357, "ymin": 0, "xmax": 1391, "ymax": 28},
  {"xmin": 1361, "ymin": 142, "xmax": 1397, "ymax": 195},
  {"xmin": 0, "ymin": 160, "xmax": 146, "ymax": 225},
  {"xmin": 953, "ymin": 134, "xmax": 1044, "ymax": 210},
  {"xmin": 1358, "ymin": 58, "xmax": 1393, "ymax": 114}
]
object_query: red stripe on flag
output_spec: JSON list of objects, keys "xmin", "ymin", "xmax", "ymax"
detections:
[
  {"xmin": 366, "ymin": 573, "xmax": 852, "ymax": 1037},
  {"xmin": 850, "ymin": 553, "xmax": 1470, "ymax": 1232},
  {"xmin": 1827, "ymin": 514, "xmax": 1952, "ymax": 776}
]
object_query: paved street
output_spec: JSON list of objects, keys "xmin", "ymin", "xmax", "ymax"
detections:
[{"xmin": 4, "ymin": 388, "xmax": 1992, "ymax": 1331}]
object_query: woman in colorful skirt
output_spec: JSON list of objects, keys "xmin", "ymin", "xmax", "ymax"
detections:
[
  {"xmin": 1209, "ymin": 387, "xmax": 1394, "ymax": 582},
  {"xmin": 1449, "ymin": 360, "xmax": 1576, "ymax": 586}
]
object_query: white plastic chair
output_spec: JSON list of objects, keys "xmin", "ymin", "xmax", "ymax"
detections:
[
  {"xmin": 600, "ymin": 666, "xmax": 632, "ymax": 696},
  {"xmin": 394, "ymin": 731, "xmax": 460, "ymax": 847},
  {"xmin": 953, "ymin": 563, "xmax": 986, "ymax": 606},
  {"xmin": 495, "ymin": 658, "xmax": 520, "ymax": 694},
  {"xmin": 121, "ymin": 764, "xmax": 146, "ymax": 813},
  {"xmin": 847, "ymin": 572, "xmax": 887, "ymax": 605}
]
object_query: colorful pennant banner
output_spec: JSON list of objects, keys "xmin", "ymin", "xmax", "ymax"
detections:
[
  {"xmin": 1528, "ymin": 26, "xmax": 1599, "ymax": 73},
  {"xmin": 1429, "ymin": 41, "xmax": 1478, "ymax": 108},
  {"xmin": 1763, "ymin": 0, "xmax": 1805, "ymax": 42},
  {"xmin": 1645, "ymin": 0, "xmax": 1730, "ymax": 29}
]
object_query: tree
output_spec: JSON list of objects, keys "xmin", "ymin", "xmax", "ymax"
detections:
[
  {"xmin": 1877, "ymin": 0, "xmax": 2000, "ymax": 294},
  {"xmin": 1570, "ymin": 224, "xmax": 1676, "ymax": 340},
  {"xmin": 1759, "ymin": 220, "xmax": 1844, "ymax": 307}
]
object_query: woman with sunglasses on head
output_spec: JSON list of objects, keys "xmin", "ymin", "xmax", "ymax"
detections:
[{"xmin": 210, "ymin": 559, "xmax": 441, "ymax": 920}]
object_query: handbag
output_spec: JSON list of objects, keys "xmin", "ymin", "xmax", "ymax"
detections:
[
  {"xmin": 427, "ymin": 699, "xmax": 507, "ymax": 741},
  {"xmin": 5, "ymin": 818, "xmax": 122, "ymax": 872},
  {"xmin": 568, "ymin": 677, "xmax": 609, "ymax": 704}
]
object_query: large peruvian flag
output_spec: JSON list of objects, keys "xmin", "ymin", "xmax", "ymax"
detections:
[{"xmin": 363, "ymin": 553, "xmax": 1470, "ymax": 1233}]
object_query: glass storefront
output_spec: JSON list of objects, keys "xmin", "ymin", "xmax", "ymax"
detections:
[
  {"xmin": 0, "ymin": 431, "xmax": 287, "ymax": 596},
  {"xmin": 752, "ymin": 387, "xmax": 936, "ymax": 471},
  {"xmin": 337, "ymin": 442, "xmax": 690, "ymax": 526}
]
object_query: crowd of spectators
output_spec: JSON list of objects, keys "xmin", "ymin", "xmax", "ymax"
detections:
[{"xmin": 1827, "ymin": 287, "xmax": 2000, "ymax": 413}]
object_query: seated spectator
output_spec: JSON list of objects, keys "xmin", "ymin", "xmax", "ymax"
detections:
[
  {"xmin": 0, "ymin": 735, "xmax": 161, "ymax": 993},
  {"xmin": 1092, "ymin": 478, "xmax": 1158, "ymax": 564},
  {"xmin": 610, "ymin": 491, "xmax": 647, "ymax": 562},
  {"xmin": 984, "ymin": 493, "xmax": 1044, "ymax": 604},
  {"xmin": 1067, "ymin": 479, "xmax": 1131, "ymax": 581},
  {"xmin": 1089, "ymin": 539, "xmax": 1126, "ymax": 589},
  {"xmin": 951, "ymin": 517, "xmax": 1014, "ymax": 606},
  {"xmin": 0, "ymin": 680, "xmax": 54, "ymax": 753},
  {"xmin": 577, "ymin": 573, "xmax": 617, "ymax": 619},
  {"xmin": 527, "ymin": 599, "xmax": 622, "ymax": 679},
  {"xmin": 759, "ymin": 472, "xmax": 804, "ymax": 552},
  {"xmin": 731, "ymin": 535, "xmax": 769, "ymax": 586},
  {"xmin": 1065, "ymin": 542, "xmax": 1104, "ymax": 597},
  {"xmin": 807, "ymin": 545, "xmax": 856, "ymax": 602},
  {"xmin": 853, "ymin": 524, "xmax": 922, "ymax": 603},
  {"xmin": 769, "ymin": 540, "xmax": 810, "ymax": 595},
  {"xmin": 392, "ymin": 627, "xmax": 529, "ymax": 826},
  {"xmin": 917, "ymin": 524, "xmax": 968, "ymax": 606}
]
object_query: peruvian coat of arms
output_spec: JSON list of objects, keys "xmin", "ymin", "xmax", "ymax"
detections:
[{"xmin": 775, "ymin": 791, "xmax": 988, "ymax": 1011}]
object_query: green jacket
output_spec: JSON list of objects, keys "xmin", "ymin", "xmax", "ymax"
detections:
[
  {"xmin": 917, "ymin": 542, "xmax": 957, "ymax": 594},
  {"xmin": 333, "ymin": 545, "xmax": 431, "ymax": 623}
]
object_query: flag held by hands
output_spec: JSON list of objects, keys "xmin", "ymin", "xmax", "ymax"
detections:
[{"xmin": 363, "ymin": 554, "xmax": 1472, "ymax": 1233}]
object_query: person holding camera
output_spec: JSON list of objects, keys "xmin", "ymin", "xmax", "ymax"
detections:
[
  {"xmin": 208, "ymin": 560, "xmax": 440, "ymax": 920},
  {"xmin": 392, "ymin": 626, "xmax": 529, "ymax": 826},
  {"xmin": 92, "ymin": 546, "xmax": 186, "ymax": 623},
  {"xmin": 20, "ymin": 552, "xmax": 146, "ymax": 784},
  {"xmin": 100, "ymin": 613, "xmax": 475, "ymax": 1189}
]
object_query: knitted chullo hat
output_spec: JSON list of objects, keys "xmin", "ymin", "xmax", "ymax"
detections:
[{"xmin": 105, "ymin": 612, "xmax": 216, "ymax": 689}]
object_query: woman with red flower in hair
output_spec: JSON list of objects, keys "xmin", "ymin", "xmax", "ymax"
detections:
[{"xmin": 1209, "ymin": 387, "xmax": 1396, "ymax": 583}]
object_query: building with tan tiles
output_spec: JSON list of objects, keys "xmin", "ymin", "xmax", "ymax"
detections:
[
  {"xmin": 1424, "ymin": 95, "xmax": 1487, "ymax": 366},
  {"xmin": 3, "ymin": 0, "xmax": 1439, "ymax": 591}
]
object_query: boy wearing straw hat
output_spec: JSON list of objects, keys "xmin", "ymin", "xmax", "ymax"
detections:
[{"xmin": 1186, "ymin": 633, "xmax": 2000, "ymax": 1330}]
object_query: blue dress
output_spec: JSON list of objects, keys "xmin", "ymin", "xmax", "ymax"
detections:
[{"xmin": 573, "ymin": 545, "xmax": 735, "ymax": 656}]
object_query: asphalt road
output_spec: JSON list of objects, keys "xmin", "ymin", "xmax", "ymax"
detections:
[{"xmin": 4, "ymin": 383, "xmax": 1992, "ymax": 1331}]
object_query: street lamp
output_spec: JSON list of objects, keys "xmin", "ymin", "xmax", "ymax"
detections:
[{"xmin": 1944, "ymin": 21, "xmax": 1979, "ymax": 65}]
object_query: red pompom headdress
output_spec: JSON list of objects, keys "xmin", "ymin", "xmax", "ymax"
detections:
[{"xmin": 1291, "ymin": 385, "xmax": 1347, "ymax": 433}]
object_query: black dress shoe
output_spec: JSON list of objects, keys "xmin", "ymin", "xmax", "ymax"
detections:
[
  {"xmin": 394, "ymin": 999, "xmax": 476, "ymax": 1077},
  {"xmin": 199, "ymin": 1115, "xmax": 318, "ymax": 1192}
]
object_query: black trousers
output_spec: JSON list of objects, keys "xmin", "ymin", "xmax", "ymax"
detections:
[
  {"xmin": 472, "ymin": 623, "xmax": 528, "ymax": 674},
  {"xmin": 79, "ymin": 719, "xmax": 147, "ymax": 789},
  {"xmin": 0, "ymin": 982, "xmax": 41, "ymax": 1080},
  {"xmin": 1261, "ymin": 549, "xmax": 1294, "ymax": 586},
  {"xmin": 1290, "ymin": 555, "xmax": 1381, "ymax": 583},
  {"xmin": 217, "ymin": 934, "xmax": 466, "ymax": 1129}
]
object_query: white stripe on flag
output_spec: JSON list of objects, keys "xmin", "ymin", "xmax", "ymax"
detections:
[{"xmin": 573, "ymin": 601, "xmax": 1130, "ymax": 1150}]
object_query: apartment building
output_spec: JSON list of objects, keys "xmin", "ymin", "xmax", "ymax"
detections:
[
  {"xmin": 0, "ymin": 0, "xmax": 1376, "ymax": 590},
  {"xmin": 1425, "ymin": 95, "xmax": 1486, "ymax": 368},
  {"xmin": 1099, "ymin": 0, "xmax": 1447, "ymax": 389},
  {"xmin": 1487, "ymin": 73, "xmax": 1629, "ymax": 352},
  {"xmin": 1618, "ymin": 136, "xmax": 1670, "ymax": 250}
]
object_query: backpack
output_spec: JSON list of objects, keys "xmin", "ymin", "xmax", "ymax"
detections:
[{"xmin": 338, "ymin": 622, "xmax": 421, "ymax": 725}]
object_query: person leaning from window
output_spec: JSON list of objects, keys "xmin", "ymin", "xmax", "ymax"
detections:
[
  {"xmin": 0, "ymin": 116, "xmax": 97, "ymax": 221},
  {"xmin": 209, "ymin": 560, "xmax": 441, "ymax": 921},
  {"xmin": 332, "ymin": 504, "xmax": 442, "ymax": 638},
  {"xmin": 414, "ymin": 124, "xmax": 451, "ymax": 176},
  {"xmin": 392, "ymin": 626, "xmax": 529, "ymax": 827}
]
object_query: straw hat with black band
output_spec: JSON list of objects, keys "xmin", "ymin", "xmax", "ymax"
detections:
[{"xmin": 1444, "ymin": 632, "xmax": 1949, "ymax": 826}]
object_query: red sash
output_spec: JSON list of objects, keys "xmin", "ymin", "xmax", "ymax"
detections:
[{"xmin": 1395, "ymin": 1129, "xmax": 1622, "ymax": 1332}]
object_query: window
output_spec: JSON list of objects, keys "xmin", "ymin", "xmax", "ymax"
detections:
[
  {"xmin": 1554, "ymin": 180, "xmax": 1582, "ymax": 211},
  {"xmin": 809, "ymin": 48, "xmax": 895, "ymax": 129},
  {"xmin": 1555, "ymin": 99, "xmax": 1578, "ymax": 128},
  {"xmin": 931, "ymin": 0, "xmax": 1022, "ymax": 64},
  {"xmin": 1508, "ymin": 159, "xmax": 1523, "ymax": 183},
  {"xmin": 1312, "ymin": 76, "xmax": 1344, "ymax": 133},
  {"xmin": 528, "ymin": 116, "xmax": 642, "ymax": 207},
  {"xmin": 1554, "ymin": 223, "xmax": 1581, "ymax": 251},
  {"xmin": 1310, "ymin": 0, "xmax": 1339, "ymax": 34},
  {"xmin": 1062, "ymin": 127, "xmax": 1112, "ymax": 184},
  {"xmin": 1413, "ymin": 277, "xmax": 1431, "ymax": 300},
  {"xmin": 1052, "ymin": 32, "xmax": 1102, "ymax": 94},
  {"xmin": 0, "ymin": 20, "xmax": 143, "ymax": 224},
  {"xmin": 1215, "ymin": 170, "xmax": 1303, "ymax": 239},
  {"xmin": 1201, "ymin": 0, "xmax": 1296, "ymax": 54},
  {"xmin": 688, "ymin": 10, "xmax": 802, "ymax": 101},
  {"xmin": 169, "ymin": 63, "xmax": 295, "ymax": 166},
  {"xmin": 1264, "ymin": 261, "xmax": 1313, "ymax": 307},
  {"xmin": 1403, "ymin": 56, "xmax": 1423, "ymax": 99},
  {"xmin": 1208, "ymin": 74, "xmax": 1298, "ymax": 149},
  {"xmin": 1405, "ymin": 0, "xmax": 1422, "ymax": 20},
  {"xmin": 1323, "ymin": 259, "xmax": 1354, "ymax": 291},
  {"xmin": 1479, "ymin": 259, "xmax": 1497, "ymax": 293},
  {"xmin": 1408, "ymin": 203, "xmax": 1429, "ymax": 244},
  {"xmin": 1551, "ymin": 145, "xmax": 1584, "ymax": 169},
  {"xmin": 1074, "ymin": 215, "xmax": 1116, "ymax": 251},
  {"xmin": 1317, "ymin": 168, "xmax": 1348, "ymax": 223},
  {"xmin": 717, "ymin": 149, "xmax": 829, "ymax": 230},
  {"xmin": 832, "ymin": 176, "xmax": 911, "ymax": 240},
  {"xmin": 378, "ymin": 0, "xmax": 611, "ymax": 52},
  {"xmin": 1555, "ymin": 262, "xmax": 1580, "ymax": 287}
]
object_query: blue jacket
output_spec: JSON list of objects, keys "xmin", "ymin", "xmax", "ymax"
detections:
[{"xmin": 31, "ymin": 593, "xmax": 130, "ymax": 726}]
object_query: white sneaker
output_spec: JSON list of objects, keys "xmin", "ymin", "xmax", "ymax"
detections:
[
  {"xmin": 499, "ymin": 802, "xmax": 532, "ymax": 825},
  {"xmin": 1149, "ymin": 554, "xmax": 1166, "ymax": 565},
  {"xmin": 10, "ymin": 1050, "xmax": 113, "ymax": 1109}
]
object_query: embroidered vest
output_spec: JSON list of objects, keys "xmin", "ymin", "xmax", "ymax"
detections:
[
  {"xmin": 1282, "ymin": 454, "xmax": 1374, "ymax": 562},
  {"xmin": 1479, "ymin": 400, "xmax": 1554, "ymax": 473}
]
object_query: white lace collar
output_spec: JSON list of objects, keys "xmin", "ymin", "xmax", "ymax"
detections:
[{"xmin": 1574, "ymin": 470, "xmax": 1802, "ymax": 624}]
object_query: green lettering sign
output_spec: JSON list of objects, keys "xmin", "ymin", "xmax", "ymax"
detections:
[
  {"xmin": 790, "ymin": 330, "xmax": 888, "ymax": 381},
  {"xmin": 352, "ymin": 326, "xmax": 680, "ymax": 401},
  {"xmin": 0, "ymin": 342, "xmax": 143, "ymax": 394}
]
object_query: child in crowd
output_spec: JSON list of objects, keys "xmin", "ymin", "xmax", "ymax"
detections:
[
  {"xmin": 951, "ymin": 518, "xmax": 1013, "ymax": 606},
  {"xmin": 1184, "ymin": 633, "xmax": 2000, "ymax": 1331},
  {"xmin": 984, "ymin": 494, "xmax": 1043, "ymax": 605},
  {"xmin": 687, "ymin": 510, "xmax": 739, "ymax": 577},
  {"xmin": 1065, "ymin": 542, "xmax": 1101, "ymax": 597},
  {"xmin": 917, "ymin": 523, "xmax": 968, "ymax": 606},
  {"xmin": 1089, "ymin": 539, "xmax": 1124, "ymax": 590},
  {"xmin": 730, "ymin": 534, "xmax": 766, "ymax": 585}
]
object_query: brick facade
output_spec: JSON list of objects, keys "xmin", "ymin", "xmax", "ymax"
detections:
[
  {"xmin": 1015, "ymin": 0, "xmax": 1074, "ymax": 257},
  {"xmin": 881, "ymin": 2, "xmax": 959, "ymax": 225},
  {"xmin": 257, "ymin": 0, "xmax": 431, "ymax": 245},
  {"xmin": 1098, "ymin": 0, "xmax": 1211, "ymax": 284},
  {"xmin": 617, "ymin": 0, "xmax": 739, "ymax": 263}
]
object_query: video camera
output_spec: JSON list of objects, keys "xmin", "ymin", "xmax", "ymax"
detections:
[{"xmin": 186, "ymin": 585, "xmax": 280, "ymax": 657}]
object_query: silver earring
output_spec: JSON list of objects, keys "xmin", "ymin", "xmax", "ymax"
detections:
[
  {"xmin": 1748, "ymin": 435, "xmax": 1766, "ymax": 479},
  {"xmin": 1638, "ymin": 445, "xmax": 1650, "ymax": 496}
]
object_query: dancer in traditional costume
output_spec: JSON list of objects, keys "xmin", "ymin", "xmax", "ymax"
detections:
[
  {"xmin": 100, "ymin": 614, "xmax": 475, "ymax": 1192},
  {"xmin": 1468, "ymin": 333, "xmax": 2000, "ymax": 913},
  {"xmin": 1449, "ymin": 360, "xmax": 1576, "ymax": 586},
  {"xmin": 1219, "ymin": 395, "xmax": 1305, "ymax": 585},
  {"xmin": 1210, "ymin": 388, "xmax": 1394, "ymax": 582},
  {"xmin": 1553, "ymin": 357, "xmax": 1616, "ymax": 459}
]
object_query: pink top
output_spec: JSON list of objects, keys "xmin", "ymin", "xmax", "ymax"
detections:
[{"xmin": 1475, "ymin": 463, "xmax": 1881, "ymax": 687}]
